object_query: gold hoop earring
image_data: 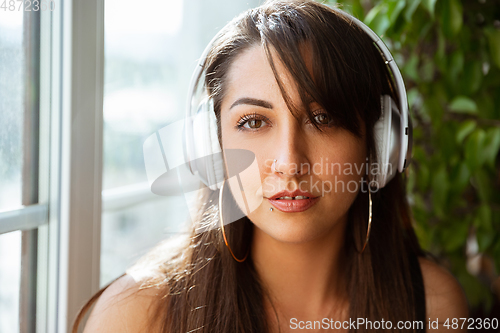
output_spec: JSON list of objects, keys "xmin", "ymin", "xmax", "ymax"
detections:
[
  {"xmin": 360, "ymin": 189, "xmax": 372, "ymax": 254},
  {"xmin": 219, "ymin": 180, "xmax": 249, "ymax": 263}
]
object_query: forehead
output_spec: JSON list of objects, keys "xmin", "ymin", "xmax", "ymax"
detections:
[{"xmin": 221, "ymin": 44, "xmax": 304, "ymax": 110}]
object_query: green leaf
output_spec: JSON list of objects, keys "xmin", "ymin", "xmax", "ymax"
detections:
[
  {"xmin": 473, "ymin": 169, "xmax": 492, "ymax": 202},
  {"xmin": 451, "ymin": 162, "xmax": 470, "ymax": 193},
  {"xmin": 448, "ymin": 50, "xmax": 464, "ymax": 84},
  {"xmin": 465, "ymin": 129, "xmax": 486, "ymax": 171},
  {"xmin": 478, "ymin": 203, "xmax": 494, "ymax": 233},
  {"xmin": 458, "ymin": 25, "xmax": 472, "ymax": 53},
  {"xmin": 351, "ymin": 1, "xmax": 365, "ymax": 19},
  {"xmin": 418, "ymin": 21, "xmax": 433, "ymax": 40},
  {"xmin": 484, "ymin": 127, "xmax": 500, "ymax": 169},
  {"xmin": 387, "ymin": 0, "xmax": 406, "ymax": 25},
  {"xmin": 494, "ymin": 241, "xmax": 500, "ymax": 274},
  {"xmin": 435, "ymin": 29, "xmax": 446, "ymax": 71},
  {"xmin": 443, "ymin": 0, "xmax": 463, "ymax": 37},
  {"xmin": 424, "ymin": 95, "xmax": 444, "ymax": 127},
  {"xmin": 407, "ymin": 88, "xmax": 421, "ymax": 109},
  {"xmin": 442, "ymin": 219, "xmax": 468, "ymax": 252},
  {"xmin": 439, "ymin": 125, "xmax": 456, "ymax": 160},
  {"xmin": 458, "ymin": 270, "xmax": 490, "ymax": 308},
  {"xmin": 403, "ymin": 54, "xmax": 419, "ymax": 81},
  {"xmin": 449, "ymin": 96, "xmax": 478, "ymax": 114},
  {"xmin": 455, "ymin": 120, "xmax": 476, "ymax": 144},
  {"xmin": 364, "ymin": 2, "xmax": 383, "ymax": 23},
  {"xmin": 417, "ymin": 163, "xmax": 430, "ymax": 192},
  {"xmin": 431, "ymin": 164, "xmax": 449, "ymax": 217},
  {"xmin": 475, "ymin": 203, "xmax": 493, "ymax": 230},
  {"xmin": 462, "ymin": 61, "xmax": 483, "ymax": 95},
  {"xmin": 486, "ymin": 28, "xmax": 500, "ymax": 69},
  {"xmin": 477, "ymin": 93, "xmax": 495, "ymax": 118},
  {"xmin": 495, "ymin": 87, "xmax": 500, "ymax": 119},
  {"xmin": 449, "ymin": 0, "xmax": 463, "ymax": 35},
  {"xmin": 420, "ymin": 56, "xmax": 434, "ymax": 82},
  {"xmin": 364, "ymin": 3, "xmax": 390, "ymax": 36},
  {"xmin": 421, "ymin": 0, "xmax": 437, "ymax": 18},
  {"xmin": 477, "ymin": 228, "xmax": 495, "ymax": 252},
  {"xmin": 404, "ymin": 0, "xmax": 421, "ymax": 22},
  {"xmin": 413, "ymin": 206, "xmax": 432, "ymax": 249}
]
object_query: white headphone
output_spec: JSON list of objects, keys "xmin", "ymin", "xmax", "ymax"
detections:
[{"xmin": 184, "ymin": 7, "xmax": 412, "ymax": 191}]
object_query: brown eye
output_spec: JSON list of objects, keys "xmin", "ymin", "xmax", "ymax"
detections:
[
  {"xmin": 237, "ymin": 113, "xmax": 270, "ymax": 130},
  {"xmin": 313, "ymin": 113, "xmax": 330, "ymax": 125},
  {"xmin": 247, "ymin": 119, "xmax": 263, "ymax": 129}
]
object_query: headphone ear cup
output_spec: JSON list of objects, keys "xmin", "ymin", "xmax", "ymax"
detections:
[
  {"xmin": 371, "ymin": 95, "xmax": 401, "ymax": 188},
  {"xmin": 191, "ymin": 98, "xmax": 225, "ymax": 190}
]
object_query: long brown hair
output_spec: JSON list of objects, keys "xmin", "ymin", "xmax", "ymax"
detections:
[{"xmin": 73, "ymin": 1, "xmax": 425, "ymax": 332}]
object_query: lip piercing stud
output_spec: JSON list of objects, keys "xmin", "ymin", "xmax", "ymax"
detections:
[{"xmin": 270, "ymin": 208, "xmax": 274, "ymax": 212}]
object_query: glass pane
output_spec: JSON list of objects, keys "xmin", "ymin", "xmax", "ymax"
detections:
[
  {"xmin": 0, "ymin": 230, "xmax": 22, "ymax": 333},
  {"xmin": 101, "ymin": 0, "xmax": 260, "ymax": 285},
  {"xmin": 101, "ymin": 195, "xmax": 189, "ymax": 286},
  {"xmin": 0, "ymin": 11, "xmax": 24, "ymax": 211}
]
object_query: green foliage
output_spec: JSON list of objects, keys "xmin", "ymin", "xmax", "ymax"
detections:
[{"xmin": 326, "ymin": 0, "xmax": 500, "ymax": 310}]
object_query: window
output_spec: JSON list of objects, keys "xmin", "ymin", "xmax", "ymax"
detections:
[
  {"xmin": 0, "ymin": 9, "xmax": 24, "ymax": 212},
  {"xmin": 0, "ymin": 8, "xmax": 41, "ymax": 333},
  {"xmin": 0, "ymin": 231, "xmax": 22, "ymax": 333},
  {"xmin": 1, "ymin": 2, "xmax": 103, "ymax": 331}
]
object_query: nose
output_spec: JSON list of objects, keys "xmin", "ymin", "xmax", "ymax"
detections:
[{"xmin": 271, "ymin": 119, "xmax": 310, "ymax": 178}]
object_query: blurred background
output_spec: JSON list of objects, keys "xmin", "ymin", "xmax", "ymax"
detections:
[{"xmin": 0, "ymin": 0, "xmax": 499, "ymax": 332}]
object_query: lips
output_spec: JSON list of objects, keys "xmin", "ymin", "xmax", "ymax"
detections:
[{"xmin": 267, "ymin": 189, "xmax": 319, "ymax": 213}]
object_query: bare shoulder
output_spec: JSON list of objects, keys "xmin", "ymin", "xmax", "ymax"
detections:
[
  {"xmin": 418, "ymin": 257, "xmax": 469, "ymax": 331},
  {"xmin": 83, "ymin": 274, "xmax": 163, "ymax": 333}
]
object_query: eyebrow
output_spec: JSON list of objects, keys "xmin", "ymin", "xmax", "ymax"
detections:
[{"xmin": 229, "ymin": 97, "xmax": 273, "ymax": 110}]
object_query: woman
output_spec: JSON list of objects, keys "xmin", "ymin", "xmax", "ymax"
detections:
[{"xmin": 74, "ymin": 1, "xmax": 468, "ymax": 332}]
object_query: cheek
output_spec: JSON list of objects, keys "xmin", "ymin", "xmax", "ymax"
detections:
[
  {"xmin": 225, "ymin": 156, "xmax": 264, "ymax": 216},
  {"xmin": 311, "ymin": 135, "xmax": 367, "ymax": 203},
  {"xmin": 221, "ymin": 126, "xmax": 268, "ymax": 217}
]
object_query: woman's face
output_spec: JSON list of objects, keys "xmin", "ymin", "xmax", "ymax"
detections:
[{"xmin": 220, "ymin": 44, "xmax": 367, "ymax": 243}]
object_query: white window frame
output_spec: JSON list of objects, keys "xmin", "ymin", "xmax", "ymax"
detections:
[
  {"xmin": 40, "ymin": 1, "xmax": 104, "ymax": 332},
  {"xmin": 47, "ymin": 0, "xmax": 104, "ymax": 331}
]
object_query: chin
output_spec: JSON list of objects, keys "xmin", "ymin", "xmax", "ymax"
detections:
[{"xmin": 249, "ymin": 209, "xmax": 343, "ymax": 245}]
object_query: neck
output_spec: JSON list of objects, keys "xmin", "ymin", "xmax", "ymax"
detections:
[{"xmin": 251, "ymin": 215, "xmax": 349, "ymax": 325}]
